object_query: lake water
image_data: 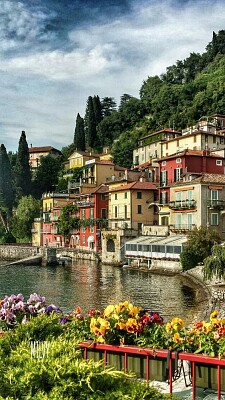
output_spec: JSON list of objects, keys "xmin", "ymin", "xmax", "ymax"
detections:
[{"xmin": 0, "ymin": 261, "xmax": 208, "ymax": 324}]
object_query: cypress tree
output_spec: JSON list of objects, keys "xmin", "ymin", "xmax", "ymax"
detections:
[
  {"xmin": 85, "ymin": 96, "xmax": 97, "ymax": 149},
  {"xmin": 0, "ymin": 144, "xmax": 13, "ymax": 212},
  {"xmin": 74, "ymin": 113, "xmax": 85, "ymax": 151},
  {"xmin": 93, "ymin": 95, "xmax": 102, "ymax": 125},
  {"xmin": 14, "ymin": 131, "xmax": 32, "ymax": 200}
]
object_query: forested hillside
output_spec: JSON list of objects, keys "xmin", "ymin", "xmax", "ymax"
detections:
[{"xmin": 71, "ymin": 30, "xmax": 225, "ymax": 168}]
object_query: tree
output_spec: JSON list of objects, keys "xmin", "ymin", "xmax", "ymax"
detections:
[
  {"xmin": 13, "ymin": 131, "xmax": 32, "ymax": 201},
  {"xmin": 203, "ymin": 244, "xmax": 225, "ymax": 281},
  {"xmin": 73, "ymin": 113, "xmax": 85, "ymax": 151},
  {"xmin": 0, "ymin": 144, "xmax": 13, "ymax": 211},
  {"xmin": 180, "ymin": 227, "xmax": 221, "ymax": 271},
  {"xmin": 11, "ymin": 195, "xmax": 40, "ymax": 242},
  {"xmin": 85, "ymin": 96, "xmax": 97, "ymax": 149},
  {"xmin": 93, "ymin": 95, "xmax": 102, "ymax": 125},
  {"xmin": 119, "ymin": 94, "xmax": 133, "ymax": 110},
  {"xmin": 33, "ymin": 155, "xmax": 62, "ymax": 198},
  {"xmin": 58, "ymin": 204, "xmax": 79, "ymax": 238},
  {"xmin": 101, "ymin": 97, "xmax": 117, "ymax": 117}
]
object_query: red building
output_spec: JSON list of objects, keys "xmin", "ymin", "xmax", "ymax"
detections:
[
  {"xmin": 158, "ymin": 149, "xmax": 224, "ymax": 204},
  {"xmin": 71, "ymin": 185, "xmax": 109, "ymax": 252}
]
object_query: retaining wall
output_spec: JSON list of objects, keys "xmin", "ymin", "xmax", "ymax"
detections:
[{"xmin": 0, "ymin": 245, "xmax": 39, "ymax": 261}]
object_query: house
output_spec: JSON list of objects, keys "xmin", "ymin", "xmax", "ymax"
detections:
[
  {"xmin": 41, "ymin": 192, "xmax": 76, "ymax": 247},
  {"xmin": 29, "ymin": 145, "xmax": 62, "ymax": 170},
  {"xmin": 108, "ymin": 181, "xmax": 158, "ymax": 232},
  {"xmin": 133, "ymin": 128, "xmax": 181, "ymax": 167},
  {"xmin": 72, "ymin": 185, "xmax": 109, "ymax": 252},
  {"xmin": 168, "ymin": 173, "xmax": 225, "ymax": 240},
  {"xmin": 68, "ymin": 151, "xmax": 100, "ymax": 169}
]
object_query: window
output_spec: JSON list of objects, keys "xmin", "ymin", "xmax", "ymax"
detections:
[
  {"xmin": 82, "ymin": 226, "xmax": 86, "ymax": 233},
  {"xmin": 101, "ymin": 208, "xmax": 107, "ymax": 219},
  {"xmin": 115, "ymin": 206, "xmax": 118, "ymax": 218},
  {"xmin": 81, "ymin": 209, "xmax": 86, "ymax": 219},
  {"xmin": 138, "ymin": 223, "xmax": 142, "ymax": 232},
  {"xmin": 162, "ymin": 161, "xmax": 166, "ymax": 166},
  {"xmin": 174, "ymin": 168, "xmax": 182, "ymax": 182},
  {"xmin": 211, "ymin": 190, "xmax": 218, "ymax": 201},
  {"xmin": 90, "ymin": 208, "xmax": 94, "ymax": 219},
  {"xmin": 82, "ymin": 235, "xmax": 86, "ymax": 244},
  {"xmin": 220, "ymin": 137, "xmax": 224, "ymax": 144},
  {"xmin": 115, "ymin": 194, "xmax": 118, "ymax": 200},
  {"xmin": 124, "ymin": 205, "xmax": 128, "ymax": 219},
  {"xmin": 124, "ymin": 192, "xmax": 127, "ymax": 199},
  {"xmin": 101, "ymin": 194, "xmax": 106, "ymax": 200},
  {"xmin": 187, "ymin": 213, "xmax": 193, "ymax": 230},
  {"xmin": 90, "ymin": 225, "xmax": 94, "ymax": 233},
  {"xmin": 176, "ymin": 214, "xmax": 182, "ymax": 229},
  {"xmin": 137, "ymin": 192, "xmax": 142, "ymax": 199},
  {"xmin": 216, "ymin": 160, "xmax": 222, "ymax": 166},
  {"xmin": 176, "ymin": 158, "xmax": 181, "ymax": 163},
  {"xmin": 137, "ymin": 205, "xmax": 142, "ymax": 214},
  {"xmin": 107, "ymin": 239, "xmax": 115, "ymax": 252},
  {"xmin": 211, "ymin": 213, "xmax": 218, "ymax": 225},
  {"xmin": 161, "ymin": 170, "xmax": 167, "ymax": 186}
]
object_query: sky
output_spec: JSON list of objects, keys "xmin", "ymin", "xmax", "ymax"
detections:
[{"xmin": 1, "ymin": 0, "xmax": 225, "ymax": 152}]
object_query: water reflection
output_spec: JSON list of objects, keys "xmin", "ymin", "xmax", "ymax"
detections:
[{"xmin": 0, "ymin": 261, "xmax": 207, "ymax": 323}]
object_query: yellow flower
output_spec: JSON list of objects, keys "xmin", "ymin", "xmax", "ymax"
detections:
[
  {"xmin": 202, "ymin": 321, "xmax": 212, "ymax": 333},
  {"xmin": 210, "ymin": 311, "xmax": 219, "ymax": 322},
  {"xmin": 171, "ymin": 317, "xmax": 184, "ymax": 331},
  {"xmin": 97, "ymin": 335, "xmax": 105, "ymax": 343},
  {"xmin": 166, "ymin": 322, "xmax": 172, "ymax": 333},
  {"xmin": 126, "ymin": 318, "xmax": 138, "ymax": 332},
  {"xmin": 115, "ymin": 321, "xmax": 126, "ymax": 330},
  {"xmin": 173, "ymin": 332, "xmax": 183, "ymax": 343},
  {"xmin": 128, "ymin": 305, "xmax": 141, "ymax": 317},
  {"xmin": 104, "ymin": 304, "xmax": 115, "ymax": 317}
]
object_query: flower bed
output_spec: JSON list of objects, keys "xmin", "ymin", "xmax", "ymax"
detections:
[{"xmin": 2, "ymin": 295, "xmax": 225, "ymax": 398}]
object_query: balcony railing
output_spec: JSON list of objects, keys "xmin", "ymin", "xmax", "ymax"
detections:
[
  {"xmin": 207, "ymin": 200, "xmax": 225, "ymax": 210},
  {"xmin": 169, "ymin": 224, "xmax": 196, "ymax": 232},
  {"xmin": 169, "ymin": 199, "xmax": 196, "ymax": 210},
  {"xmin": 50, "ymin": 216, "xmax": 59, "ymax": 221},
  {"xmin": 77, "ymin": 200, "xmax": 94, "ymax": 207}
]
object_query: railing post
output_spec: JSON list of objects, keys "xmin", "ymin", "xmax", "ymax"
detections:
[
  {"xmin": 218, "ymin": 365, "xmax": 221, "ymax": 400},
  {"xmin": 192, "ymin": 361, "xmax": 196, "ymax": 400}
]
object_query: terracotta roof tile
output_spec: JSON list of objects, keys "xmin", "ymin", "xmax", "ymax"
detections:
[
  {"xmin": 110, "ymin": 181, "xmax": 156, "ymax": 192},
  {"xmin": 29, "ymin": 146, "xmax": 61, "ymax": 153}
]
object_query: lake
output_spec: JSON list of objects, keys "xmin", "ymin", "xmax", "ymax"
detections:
[{"xmin": 0, "ymin": 260, "xmax": 208, "ymax": 324}]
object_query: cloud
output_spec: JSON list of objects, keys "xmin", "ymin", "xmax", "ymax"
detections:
[{"xmin": 2, "ymin": 0, "xmax": 225, "ymax": 152}]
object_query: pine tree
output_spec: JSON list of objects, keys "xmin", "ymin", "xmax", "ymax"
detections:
[
  {"xmin": 0, "ymin": 144, "xmax": 13, "ymax": 212},
  {"xmin": 74, "ymin": 113, "xmax": 85, "ymax": 151},
  {"xmin": 14, "ymin": 131, "xmax": 32, "ymax": 200}
]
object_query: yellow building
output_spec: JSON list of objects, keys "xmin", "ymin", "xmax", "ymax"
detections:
[
  {"xmin": 108, "ymin": 181, "xmax": 157, "ymax": 231},
  {"xmin": 68, "ymin": 151, "xmax": 100, "ymax": 169}
]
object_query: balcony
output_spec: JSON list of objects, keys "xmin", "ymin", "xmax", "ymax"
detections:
[
  {"xmin": 50, "ymin": 216, "xmax": 59, "ymax": 221},
  {"xmin": 169, "ymin": 224, "xmax": 196, "ymax": 233},
  {"xmin": 169, "ymin": 199, "xmax": 196, "ymax": 210},
  {"xmin": 77, "ymin": 200, "xmax": 94, "ymax": 207},
  {"xmin": 207, "ymin": 199, "xmax": 225, "ymax": 210}
]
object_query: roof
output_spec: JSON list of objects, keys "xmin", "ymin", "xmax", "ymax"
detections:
[
  {"xmin": 109, "ymin": 181, "xmax": 156, "ymax": 192},
  {"xmin": 158, "ymin": 149, "xmax": 224, "ymax": 161},
  {"xmin": 125, "ymin": 235, "xmax": 187, "ymax": 246},
  {"xmin": 68, "ymin": 150, "xmax": 100, "ymax": 159},
  {"xmin": 92, "ymin": 184, "xmax": 109, "ymax": 194},
  {"xmin": 138, "ymin": 128, "xmax": 182, "ymax": 142},
  {"xmin": 191, "ymin": 173, "xmax": 225, "ymax": 184},
  {"xmin": 29, "ymin": 146, "xmax": 61, "ymax": 154}
]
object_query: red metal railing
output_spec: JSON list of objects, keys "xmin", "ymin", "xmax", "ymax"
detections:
[{"xmin": 79, "ymin": 341, "xmax": 225, "ymax": 400}]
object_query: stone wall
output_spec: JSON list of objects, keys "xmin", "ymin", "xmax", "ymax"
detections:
[{"xmin": 0, "ymin": 245, "xmax": 39, "ymax": 261}]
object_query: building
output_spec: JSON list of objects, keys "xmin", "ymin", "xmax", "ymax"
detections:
[
  {"xmin": 72, "ymin": 185, "xmax": 109, "ymax": 252},
  {"xmin": 29, "ymin": 145, "xmax": 62, "ymax": 170},
  {"xmin": 108, "ymin": 181, "xmax": 158, "ymax": 232}
]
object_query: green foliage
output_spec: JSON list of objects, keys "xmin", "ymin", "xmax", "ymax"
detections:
[
  {"xmin": 33, "ymin": 155, "xmax": 63, "ymax": 198},
  {"xmin": 180, "ymin": 227, "xmax": 221, "ymax": 271},
  {"xmin": 13, "ymin": 131, "xmax": 32, "ymax": 202},
  {"xmin": 74, "ymin": 113, "xmax": 85, "ymax": 151},
  {"xmin": 11, "ymin": 195, "xmax": 40, "ymax": 242},
  {"xmin": 0, "ymin": 313, "xmax": 170, "ymax": 399},
  {"xmin": 203, "ymin": 244, "xmax": 225, "ymax": 281},
  {"xmin": 0, "ymin": 144, "xmax": 13, "ymax": 211},
  {"xmin": 58, "ymin": 204, "xmax": 79, "ymax": 237}
]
